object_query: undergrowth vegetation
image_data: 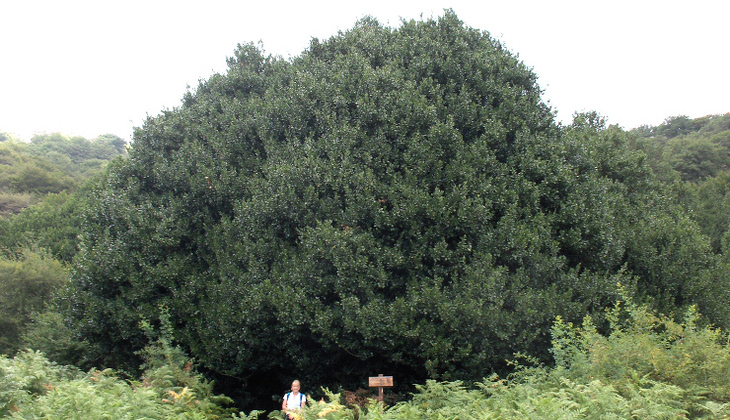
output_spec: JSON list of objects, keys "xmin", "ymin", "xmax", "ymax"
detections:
[
  {"xmin": 272, "ymin": 292, "xmax": 730, "ymax": 419},
  {"xmin": 4, "ymin": 294, "xmax": 730, "ymax": 419},
  {"xmin": 0, "ymin": 308, "xmax": 253, "ymax": 419}
]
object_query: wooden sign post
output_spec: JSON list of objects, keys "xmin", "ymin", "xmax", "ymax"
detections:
[{"xmin": 368, "ymin": 374, "xmax": 393, "ymax": 402}]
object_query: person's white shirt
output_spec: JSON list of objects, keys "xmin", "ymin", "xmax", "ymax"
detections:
[{"xmin": 282, "ymin": 380, "xmax": 306, "ymax": 413}]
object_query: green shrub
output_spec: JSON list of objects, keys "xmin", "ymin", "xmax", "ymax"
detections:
[
  {"xmin": 0, "ymin": 249, "xmax": 69, "ymax": 356},
  {"xmin": 259, "ymin": 376, "xmax": 698, "ymax": 420},
  {"xmin": 11, "ymin": 369, "xmax": 164, "ymax": 420},
  {"xmin": 136, "ymin": 306, "xmax": 237, "ymax": 418},
  {"xmin": 21, "ymin": 308, "xmax": 89, "ymax": 368},
  {"xmin": 551, "ymin": 288, "xmax": 730, "ymax": 414},
  {"xmin": 1, "ymin": 309, "xmax": 252, "ymax": 419},
  {"xmin": 0, "ymin": 349, "xmax": 80, "ymax": 417},
  {"xmin": 275, "ymin": 293, "xmax": 730, "ymax": 419}
]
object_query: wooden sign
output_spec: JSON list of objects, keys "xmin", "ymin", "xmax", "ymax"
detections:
[
  {"xmin": 368, "ymin": 374, "xmax": 393, "ymax": 402},
  {"xmin": 368, "ymin": 375, "xmax": 393, "ymax": 388}
]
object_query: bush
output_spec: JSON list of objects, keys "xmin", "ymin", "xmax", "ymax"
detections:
[
  {"xmin": 0, "ymin": 192, "xmax": 35, "ymax": 218},
  {"xmin": 21, "ymin": 309, "xmax": 89, "ymax": 367},
  {"xmin": 551, "ymin": 288, "xmax": 730, "ymax": 415},
  {"xmin": 262, "ymin": 377, "xmax": 699, "ymax": 419},
  {"xmin": 0, "ymin": 349, "xmax": 80, "ymax": 417},
  {"xmin": 270, "ymin": 294, "xmax": 730, "ymax": 419},
  {"xmin": 0, "ymin": 248, "xmax": 68, "ymax": 356},
  {"xmin": 136, "ymin": 306, "xmax": 237, "ymax": 418},
  {"xmin": 1, "ymin": 311, "xmax": 254, "ymax": 419}
]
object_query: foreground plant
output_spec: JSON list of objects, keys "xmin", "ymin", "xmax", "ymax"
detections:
[{"xmin": 551, "ymin": 287, "xmax": 730, "ymax": 405}]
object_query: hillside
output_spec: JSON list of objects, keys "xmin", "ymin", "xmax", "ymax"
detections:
[
  {"xmin": 0, "ymin": 132, "xmax": 127, "ymax": 217},
  {"xmin": 631, "ymin": 113, "xmax": 730, "ymax": 182}
]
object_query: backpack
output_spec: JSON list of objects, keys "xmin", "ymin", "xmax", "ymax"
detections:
[{"xmin": 285, "ymin": 392, "xmax": 303, "ymax": 407}]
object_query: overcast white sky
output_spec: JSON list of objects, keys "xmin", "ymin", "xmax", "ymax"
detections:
[{"xmin": 1, "ymin": 0, "xmax": 728, "ymax": 142}]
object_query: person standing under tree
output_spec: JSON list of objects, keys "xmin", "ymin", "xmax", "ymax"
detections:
[{"xmin": 282, "ymin": 379, "xmax": 306, "ymax": 419}]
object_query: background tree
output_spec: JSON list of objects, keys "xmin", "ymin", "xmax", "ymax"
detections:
[
  {"xmin": 1, "ymin": 190, "xmax": 89, "ymax": 262},
  {"xmin": 0, "ymin": 131, "xmax": 16, "ymax": 142},
  {"xmin": 0, "ymin": 248, "xmax": 68, "ymax": 356},
  {"xmin": 0, "ymin": 132, "xmax": 125, "ymax": 262},
  {"xmin": 630, "ymin": 113, "xmax": 730, "ymax": 260},
  {"xmin": 676, "ymin": 170, "xmax": 730, "ymax": 255},
  {"xmin": 630, "ymin": 113, "xmax": 730, "ymax": 182}
]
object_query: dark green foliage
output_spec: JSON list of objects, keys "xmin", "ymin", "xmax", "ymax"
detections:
[
  {"xmin": 0, "ymin": 249, "xmax": 68, "ymax": 356},
  {"xmin": 1, "ymin": 191, "xmax": 83, "ymax": 262},
  {"xmin": 20, "ymin": 309, "xmax": 89, "ymax": 367},
  {"xmin": 63, "ymin": 11, "xmax": 726, "ymax": 408},
  {"xmin": 666, "ymin": 135, "xmax": 728, "ymax": 181},
  {"xmin": 676, "ymin": 170, "xmax": 730, "ymax": 255},
  {"xmin": 656, "ymin": 115, "xmax": 701, "ymax": 139}
]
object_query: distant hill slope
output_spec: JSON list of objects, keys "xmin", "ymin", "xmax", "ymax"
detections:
[
  {"xmin": 0, "ymin": 132, "xmax": 127, "ymax": 217},
  {"xmin": 631, "ymin": 113, "xmax": 730, "ymax": 182}
]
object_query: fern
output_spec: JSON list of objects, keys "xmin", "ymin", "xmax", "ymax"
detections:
[{"xmin": 0, "ymin": 349, "xmax": 80, "ymax": 416}]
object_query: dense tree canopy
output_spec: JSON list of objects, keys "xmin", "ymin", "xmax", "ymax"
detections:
[{"xmin": 62, "ymin": 12, "xmax": 728, "ymax": 408}]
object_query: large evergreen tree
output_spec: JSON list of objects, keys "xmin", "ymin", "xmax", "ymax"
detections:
[{"xmin": 62, "ymin": 11, "xmax": 726, "ymax": 407}]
